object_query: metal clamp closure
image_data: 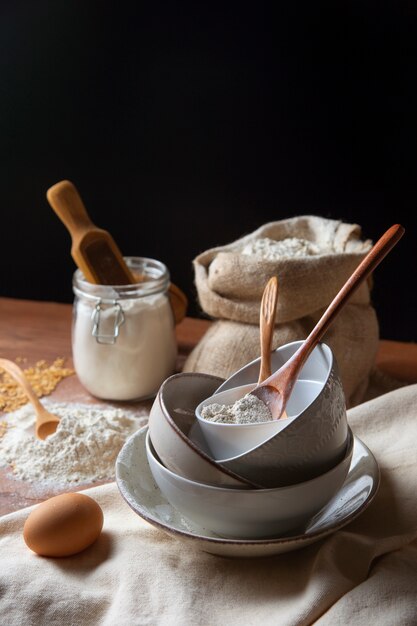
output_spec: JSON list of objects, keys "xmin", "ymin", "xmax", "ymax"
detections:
[{"xmin": 91, "ymin": 300, "xmax": 125, "ymax": 344}]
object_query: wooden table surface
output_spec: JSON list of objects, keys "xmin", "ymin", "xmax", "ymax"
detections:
[{"xmin": 1, "ymin": 297, "xmax": 416, "ymax": 517}]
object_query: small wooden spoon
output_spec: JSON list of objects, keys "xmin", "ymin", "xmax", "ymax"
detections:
[
  {"xmin": 258, "ymin": 277, "xmax": 279, "ymax": 384},
  {"xmin": 0, "ymin": 359, "xmax": 60, "ymax": 440},
  {"xmin": 258, "ymin": 277, "xmax": 289, "ymax": 420},
  {"xmin": 251, "ymin": 223, "xmax": 405, "ymax": 419}
]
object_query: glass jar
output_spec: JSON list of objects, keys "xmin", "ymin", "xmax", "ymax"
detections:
[{"xmin": 72, "ymin": 257, "xmax": 177, "ymax": 401}]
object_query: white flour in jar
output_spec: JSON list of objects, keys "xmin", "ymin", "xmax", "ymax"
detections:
[
  {"xmin": 241, "ymin": 237, "xmax": 322, "ymax": 260},
  {"xmin": 73, "ymin": 293, "xmax": 177, "ymax": 401},
  {"xmin": 0, "ymin": 402, "xmax": 147, "ymax": 486},
  {"xmin": 201, "ymin": 394, "xmax": 272, "ymax": 424}
]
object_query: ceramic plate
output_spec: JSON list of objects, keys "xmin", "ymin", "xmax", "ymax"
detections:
[{"xmin": 116, "ymin": 426, "xmax": 380, "ymax": 558}]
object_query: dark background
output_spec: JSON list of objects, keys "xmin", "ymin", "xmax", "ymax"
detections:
[{"xmin": 0, "ymin": 1, "xmax": 416, "ymax": 340}]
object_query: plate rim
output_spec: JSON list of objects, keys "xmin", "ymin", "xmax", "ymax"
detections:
[{"xmin": 116, "ymin": 425, "xmax": 380, "ymax": 548}]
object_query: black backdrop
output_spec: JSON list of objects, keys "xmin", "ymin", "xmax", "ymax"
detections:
[{"xmin": 1, "ymin": 1, "xmax": 416, "ymax": 340}]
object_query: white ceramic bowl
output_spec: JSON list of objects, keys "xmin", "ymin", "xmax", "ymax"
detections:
[
  {"xmin": 196, "ymin": 380, "xmax": 318, "ymax": 459},
  {"xmin": 146, "ymin": 427, "xmax": 354, "ymax": 539},
  {"xmin": 192, "ymin": 341, "xmax": 349, "ymax": 488},
  {"xmin": 148, "ymin": 373, "xmax": 259, "ymax": 489},
  {"xmin": 116, "ymin": 426, "xmax": 379, "ymax": 557}
]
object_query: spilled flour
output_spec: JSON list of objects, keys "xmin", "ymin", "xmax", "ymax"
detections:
[{"xmin": 0, "ymin": 402, "xmax": 147, "ymax": 486}]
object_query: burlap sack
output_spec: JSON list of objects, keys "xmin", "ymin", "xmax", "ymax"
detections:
[{"xmin": 183, "ymin": 216, "xmax": 380, "ymax": 406}]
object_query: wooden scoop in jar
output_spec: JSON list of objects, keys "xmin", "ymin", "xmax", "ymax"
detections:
[
  {"xmin": 46, "ymin": 180, "xmax": 187, "ymax": 323},
  {"xmin": 251, "ymin": 223, "xmax": 405, "ymax": 420},
  {"xmin": 0, "ymin": 359, "xmax": 60, "ymax": 440}
]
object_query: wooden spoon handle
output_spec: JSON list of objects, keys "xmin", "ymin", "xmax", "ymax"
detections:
[
  {"xmin": 47, "ymin": 180, "xmax": 95, "ymax": 237},
  {"xmin": 258, "ymin": 277, "xmax": 279, "ymax": 383},
  {"xmin": 0, "ymin": 358, "xmax": 45, "ymax": 414},
  {"xmin": 294, "ymin": 223, "xmax": 405, "ymax": 369}
]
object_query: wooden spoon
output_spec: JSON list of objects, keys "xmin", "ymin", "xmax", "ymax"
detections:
[
  {"xmin": 251, "ymin": 223, "xmax": 405, "ymax": 419},
  {"xmin": 46, "ymin": 180, "xmax": 188, "ymax": 323},
  {"xmin": 258, "ymin": 277, "xmax": 279, "ymax": 384},
  {"xmin": 258, "ymin": 276, "xmax": 289, "ymax": 419},
  {"xmin": 0, "ymin": 359, "xmax": 60, "ymax": 439}
]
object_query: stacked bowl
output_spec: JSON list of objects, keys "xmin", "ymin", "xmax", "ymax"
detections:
[{"xmin": 138, "ymin": 340, "xmax": 353, "ymax": 539}]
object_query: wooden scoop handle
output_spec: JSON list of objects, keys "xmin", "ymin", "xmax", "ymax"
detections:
[
  {"xmin": 47, "ymin": 179, "xmax": 136, "ymax": 284},
  {"xmin": 47, "ymin": 180, "xmax": 95, "ymax": 236}
]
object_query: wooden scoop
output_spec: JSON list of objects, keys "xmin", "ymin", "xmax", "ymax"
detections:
[
  {"xmin": 0, "ymin": 359, "xmax": 60, "ymax": 440},
  {"xmin": 251, "ymin": 223, "xmax": 405, "ymax": 420},
  {"xmin": 46, "ymin": 180, "xmax": 187, "ymax": 323}
]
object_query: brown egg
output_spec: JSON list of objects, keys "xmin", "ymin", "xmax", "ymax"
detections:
[{"xmin": 23, "ymin": 493, "xmax": 104, "ymax": 557}]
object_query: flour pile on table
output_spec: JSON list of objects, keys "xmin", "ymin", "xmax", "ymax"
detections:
[{"xmin": 0, "ymin": 402, "xmax": 147, "ymax": 486}]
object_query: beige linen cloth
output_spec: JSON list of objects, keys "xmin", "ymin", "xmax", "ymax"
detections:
[{"xmin": 1, "ymin": 385, "xmax": 417, "ymax": 626}]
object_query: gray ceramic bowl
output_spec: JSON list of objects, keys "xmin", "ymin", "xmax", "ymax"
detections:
[
  {"xmin": 146, "ymin": 427, "xmax": 354, "ymax": 539},
  {"xmin": 190, "ymin": 341, "xmax": 349, "ymax": 488},
  {"xmin": 116, "ymin": 425, "xmax": 379, "ymax": 556},
  {"xmin": 148, "ymin": 373, "xmax": 260, "ymax": 489}
]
